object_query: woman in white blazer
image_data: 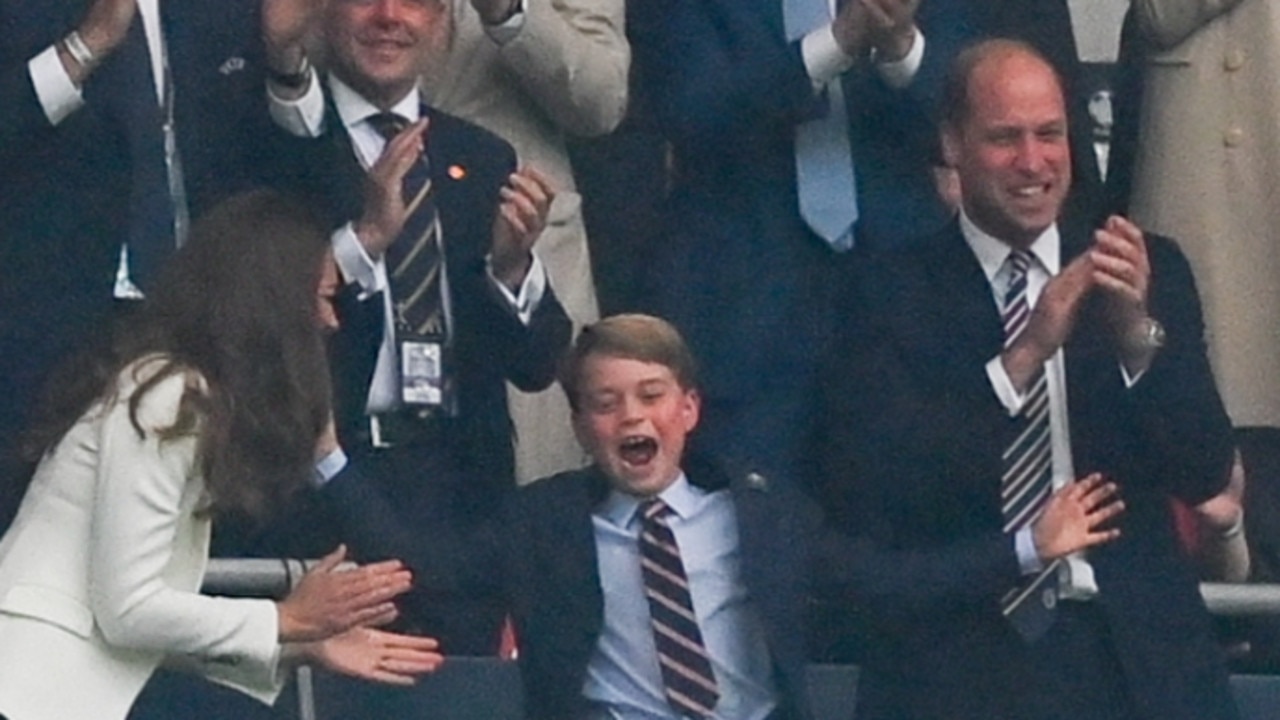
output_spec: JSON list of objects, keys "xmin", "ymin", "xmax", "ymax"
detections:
[{"xmin": 0, "ymin": 191, "xmax": 442, "ymax": 720}]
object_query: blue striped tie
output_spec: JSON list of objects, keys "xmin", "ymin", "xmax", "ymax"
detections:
[
  {"xmin": 639, "ymin": 499, "xmax": 719, "ymax": 717},
  {"xmin": 998, "ymin": 250, "xmax": 1060, "ymax": 641}
]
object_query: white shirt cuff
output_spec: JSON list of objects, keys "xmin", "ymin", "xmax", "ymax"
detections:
[
  {"xmin": 30, "ymin": 44, "xmax": 84, "ymax": 126},
  {"xmin": 267, "ymin": 70, "xmax": 325, "ymax": 138},
  {"xmin": 482, "ymin": 0, "xmax": 527, "ymax": 45},
  {"xmin": 313, "ymin": 447, "xmax": 349, "ymax": 488},
  {"xmin": 486, "ymin": 253, "xmax": 547, "ymax": 325},
  {"xmin": 801, "ymin": 24, "xmax": 856, "ymax": 88},
  {"xmin": 875, "ymin": 27, "xmax": 924, "ymax": 89},
  {"xmin": 1015, "ymin": 526, "xmax": 1043, "ymax": 575},
  {"xmin": 332, "ymin": 224, "xmax": 387, "ymax": 299},
  {"xmin": 986, "ymin": 355, "xmax": 1028, "ymax": 416}
]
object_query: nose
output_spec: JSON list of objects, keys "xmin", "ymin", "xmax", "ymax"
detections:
[
  {"xmin": 371, "ymin": 0, "xmax": 404, "ymax": 23},
  {"xmin": 1012, "ymin": 135, "xmax": 1046, "ymax": 174},
  {"xmin": 619, "ymin": 394, "xmax": 644, "ymax": 424}
]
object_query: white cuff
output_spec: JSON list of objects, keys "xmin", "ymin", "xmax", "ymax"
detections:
[
  {"xmin": 482, "ymin": 0, "xmax": 527, "ymax": 45},
  {"xmin": 801, "ymin": 24, "xmax": 856, "ymax": 88},
  {"xmin": 267, "ymin": 70, "xmax": 325, "ymax": 138},
  {"xmin": 30, "ymin": 44, "xmax": 84, "ymax": 126},
  {"xmin": 874, "ymin": 27, "xmax": 924, "ymax": 89},
  {"xmin": 332, "ymin": 224, "xmax": 387, "ymax": 299},
  {"xmin": 486, "ymin": 253, "xmax": 547, "ymax": 325},
  {"xmin": 312, "ymin": 447, "xmax": 349, "ymax": 488},
  {"xmin": 1015, "ymin": 526, "xmax": 1043, "ymax": 575},
  {"xmin": 986, "ymin": 355, "xmax": 1027, "ymax": 416}
]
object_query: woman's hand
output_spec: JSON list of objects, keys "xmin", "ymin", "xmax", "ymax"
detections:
[
  {"xmin": 302, "ymin": 627, "xmax": 444, "ymax": 685},
  {"xmin": 276, "ymin": 545, "xmax": 413, "ymax": 642}
]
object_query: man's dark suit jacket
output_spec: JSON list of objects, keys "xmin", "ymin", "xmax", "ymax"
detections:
[
  {"xmin": 0, "ymin": 0, "xmax": 275, "ymax": 529},
  {"xmin": 637, "ymin": 0, "xmax": 968, "ymax": 484},
  {"xmin": 269, "ymin": 105, "xmax": 571, "ymax": 652},
  {"xmin": 817, "ymin": 220, "xmax": 1238, "ymax": 720},
  {"xmin": 322, "ymin": 439, "xmax": 1051, "ymax": 719}
]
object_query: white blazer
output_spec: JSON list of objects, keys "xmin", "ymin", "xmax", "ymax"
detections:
[{"xmin": 0, "ymin": 359, "xmax": 283, "ymax": 720}]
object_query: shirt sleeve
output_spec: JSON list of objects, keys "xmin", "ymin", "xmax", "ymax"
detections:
[
  {"xmin": 267, "ymin": 70, "xmax": 325, "ymax": 138},
  {"xmin": 29, "ymin": 44, "xmax": 84, "ymax": 125},
  {"xmin": 486, "ymin": 253, "xmax": 548, "ymax": 325}
]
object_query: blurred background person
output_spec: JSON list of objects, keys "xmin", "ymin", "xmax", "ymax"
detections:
[
  {"xmin": 423, "ymin": 0, "xmax": 629, "ymax": 484},
  {"xmin": 1126, "ymin": 0, "xmax": 1280, "ymax": 440},
  {"xmin": 0, "ymin": 0, "xmax": 316, "ymax": 534}
]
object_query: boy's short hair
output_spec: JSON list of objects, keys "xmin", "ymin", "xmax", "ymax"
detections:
[{"xmin": 559, "ymin": 314, "xmax": 699, "ymax": 412}]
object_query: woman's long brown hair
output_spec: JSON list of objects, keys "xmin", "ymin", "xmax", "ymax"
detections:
[{"xmin": 24, "ymin": 190, "xmax": 332, "ymax": 522}]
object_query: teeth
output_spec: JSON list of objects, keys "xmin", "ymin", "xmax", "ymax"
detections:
[{"xmin": 1012, "ymin": 186, "xmax": 1044, "ymax": 197}]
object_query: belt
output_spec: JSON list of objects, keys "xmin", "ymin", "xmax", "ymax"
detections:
[{"xmin": 359, "ymin": 407, "xmax": 448, "ymax": 450}]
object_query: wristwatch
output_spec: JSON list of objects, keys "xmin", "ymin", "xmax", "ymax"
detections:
[
  {"xmin": 268, "ymin": 55, "xmax": 312, "ymax": 91},
  {"xmin": 1128, "ymin": 316, "xmax": 1166, "ymax": 351}
]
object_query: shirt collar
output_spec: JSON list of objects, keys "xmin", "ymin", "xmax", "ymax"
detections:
[
  {"xmin": 959, "ymin": 209, "xmax": 1061, "ymax": 282},
  {"xmin": 327, "ymin": 74, "xmax": 421, "ymax": 133},
  {"xmin": 596, "ymin": 472, "xmax": 701, "ymax": 529}
]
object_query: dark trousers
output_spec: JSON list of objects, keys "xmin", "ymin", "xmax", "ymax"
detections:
[{"xmin": 1025, "ymin": 601, "xmax": 1140, "ymax": 720}]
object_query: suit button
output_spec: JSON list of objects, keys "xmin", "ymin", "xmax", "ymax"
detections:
[
  {"xmin": 745, "ymin": 472, "xmax": 769, "ymax": 490},
  {"xmin": 1041, "ymin": 589, "xmax": 1057, "ymax": 610},
  {"xmin": 1224, "ymin": 49, "xmax": 1246, "ymax": 71},
  {"xmin": 1224, "ymin": 128, "xmax": 1245, "ymax": 147}
]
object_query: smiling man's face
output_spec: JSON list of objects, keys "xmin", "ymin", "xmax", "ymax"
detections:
[
  {"xmin": 942, "ymin": 47, "xmax": 1071, "ymax": 250},
  {"xmin": 324, "ymin": 0, "xmax": 449, "ymax": 109},
  {"xmin": 572, "ymin": 354, "xmax": 700, "ymax": 498}
]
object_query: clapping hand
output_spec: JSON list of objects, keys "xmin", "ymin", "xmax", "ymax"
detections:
[{"xmin": 276, "ymin": 545, "xmax": 413, "ymax": 643}]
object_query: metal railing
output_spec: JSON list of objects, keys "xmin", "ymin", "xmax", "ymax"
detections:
[{"xmin": 201, "ymin": 560, "xmax": 1280, "ymax": 720}]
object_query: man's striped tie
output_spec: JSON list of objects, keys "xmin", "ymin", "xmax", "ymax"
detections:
[
  {"xmin": 998, "ymin": 249, "xmax": 1060, "ymax": 641},
  {"xmin": 639, "ymin": 499, "xmax": 720, "ymax": 717},
  {"xmin": 367, "ymin": 112, "xmax": 446, "ymax": 337}
]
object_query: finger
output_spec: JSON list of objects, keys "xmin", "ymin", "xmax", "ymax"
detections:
[
  {"xmin": 500, "ymin": 185, "xmax": 539, "ymax": 220},
  {"xmin": 514, "ymin": 165, "xmax": 556, "ymax": 197},
  {"xmin": 859, "ymin": 0, "xmax": 895, "ymax": 27},
  {"xmin": 1091, "ymin": 270, "xmax": 1144, "ymax": 305},
  {"xmin": 349, "ymin": 602, "xmax": 400, "ymax": 628},
  {"xmin": 1105, "ymin": 215, "xmax": 1145, "ymax": 246},
  {"xmin": 1088, "ymin": 498, "xmax": 1125, "ymax": 525},
  {"xmin": 498, "ymin": 202, "xmax": 531, "ymax": 238},
  {"xmin": 1080, "ymin": 480, "xmax": 1119, "ymax": 509},
  {"xmin": 1082, "ymin": 527, "xmax": 1122, "ymax": 548},
  {"xmin": 380, "ymin": 632, "xmax": 442, "ymax": 651},
  {"xmin": 313, "ymin": 544, "xmax": 348, "ymax": 574},
  {"xmin": 505, "ymin": 173, "xmax": 552, "ymax": 216}
]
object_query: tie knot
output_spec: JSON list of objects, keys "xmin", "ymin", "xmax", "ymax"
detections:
[
  {"xmin": 640, "ymin": 498, "xmax": 672, "ymax": 524},
  {"xmin": 1007, "ymin": 250, "xmax": 1034, "ymax": 277},
  {"xmin": 367, "ymin": 112, "xmax": 409, "ymax": 141}
]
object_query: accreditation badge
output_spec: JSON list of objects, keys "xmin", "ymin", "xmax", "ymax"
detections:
[{"xmin": 399, "ymin": 336, "xmax": 446, "ymax": 408}]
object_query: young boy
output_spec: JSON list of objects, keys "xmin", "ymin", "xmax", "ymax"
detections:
[{"xmin": 322, "ymin": 313, "xmax": 1121, "ymax": 720}]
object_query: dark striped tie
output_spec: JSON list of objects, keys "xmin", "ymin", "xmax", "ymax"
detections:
[
  {"xmin": 998, "ymin": 250, "xmax": 1060, "ymax": 641},
  {"xmin": 639, "ymin": 499, "xmax": 720, "ymax": 718},
  {"xmin": 366, "ymin": 112, "xmax": 446, "ymax": 337}
]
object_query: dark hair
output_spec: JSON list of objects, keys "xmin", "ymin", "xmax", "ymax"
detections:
[
  {"xmin": 939, "ymin": 38, "xmax": 1064, "ymax": 131},
  {"xmin": 559, "ymin": 314, "xmax": 698, "ymax": 412},
  {"xmin": 24, "ymin": 190, "xmax": 332, "ymax": 521}
]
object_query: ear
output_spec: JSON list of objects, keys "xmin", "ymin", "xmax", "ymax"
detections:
[
  {"xmin": 680, "ymin": 388, "xmax": 701, "ymax": 434},
  {"xmin": 940, "ymin": 125, "xmax": 961, "ymax": 169},
  {"xmin": 571, "ymin": 411, "xmax": 592, "ymax": 453}
]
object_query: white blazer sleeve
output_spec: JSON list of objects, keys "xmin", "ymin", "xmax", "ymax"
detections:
[{"xmin": 88, "ymin": 367, "xmax": 284, "ymax": 704}]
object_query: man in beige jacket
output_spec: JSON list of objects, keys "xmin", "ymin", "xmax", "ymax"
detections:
[
  {"xmin": 1129, "ymin": 0, "xmax": 1280, "ymax": 431},
  {"xmin": 424, "ymin": 0, "xmax": 630, "ymax": 483}
]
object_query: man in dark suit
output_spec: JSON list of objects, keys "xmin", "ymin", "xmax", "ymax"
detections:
[
  {"xmin": 317, "ymin": 313, "xmax": 1121, "ymax": 719},
  {"xmin": 639, "ymin": 0, "xmax": 969, "ymax": 489},
  {"xmin": 271, "ymin": 0, "xmax": 571, "ymax": 656},
  {"xmin": 817, "ymin": 39, "xmax": 1238, "ymax": 720},
  {"xmin": 0, "ymin": 0, "xmax": 311, "ymax": 531}
]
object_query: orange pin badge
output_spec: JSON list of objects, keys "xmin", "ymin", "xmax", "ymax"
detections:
[{"xmin": 448, "ymin": 164, "xmax": 467, "ymax": 180}]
